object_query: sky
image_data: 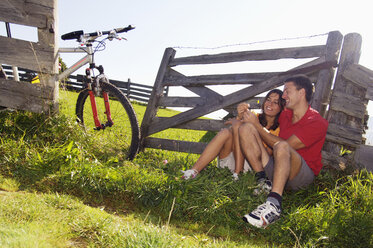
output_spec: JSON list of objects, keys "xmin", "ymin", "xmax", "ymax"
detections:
[{"xmin": 1, "ymin": 0, "xmax": 373, "ymax": 142}]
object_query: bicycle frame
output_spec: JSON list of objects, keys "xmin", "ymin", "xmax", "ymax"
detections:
[
  {"xmin": 57, "ymin": 44, "xmax": 113, "ymax": 130},
  {"xmin": 57, "ymin": 46, "xmax": 93, "ymax": 82}
]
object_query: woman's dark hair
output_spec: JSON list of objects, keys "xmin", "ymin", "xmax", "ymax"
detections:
[{"xmin": 258, "ymin": 89, "xmax": 285, "ymax": 130}]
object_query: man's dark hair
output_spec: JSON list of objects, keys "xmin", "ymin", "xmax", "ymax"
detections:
[{"xmin": 284, "ymin": 74, "xmax": 313, "ymax": 103}]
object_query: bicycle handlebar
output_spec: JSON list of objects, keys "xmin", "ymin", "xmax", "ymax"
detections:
[{"xmin": 61, "ymin": 25, "xmax": 135, "ymax": 41}]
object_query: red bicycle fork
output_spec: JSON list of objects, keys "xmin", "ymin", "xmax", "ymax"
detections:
[{"xmin": 88, "ymin": 90, "xmax": 113, "ymax": 130}]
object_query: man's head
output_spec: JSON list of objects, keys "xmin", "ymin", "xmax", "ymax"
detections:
[{"xmin": 282, "ymin": 74, "xmax": 313, "ymax": 109}]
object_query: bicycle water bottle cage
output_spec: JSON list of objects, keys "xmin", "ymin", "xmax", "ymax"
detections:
[{"xmin": 61, "ymin": 30, "xmax": 84, "ymax": 40}]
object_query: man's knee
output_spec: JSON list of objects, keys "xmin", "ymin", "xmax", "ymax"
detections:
[{"xmin": 273, "ymin": 141, "xmax": 290, "ymax": 157}]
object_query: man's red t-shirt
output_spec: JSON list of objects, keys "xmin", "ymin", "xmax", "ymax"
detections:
[{"xmin": 279, "ymin": 106, "xmax": 328, "ymax": 176}]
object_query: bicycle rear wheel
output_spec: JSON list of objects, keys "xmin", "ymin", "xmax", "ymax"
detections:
[{"xmin": 76, "ymin": 79, "xmax": 140, "ymax": 160}]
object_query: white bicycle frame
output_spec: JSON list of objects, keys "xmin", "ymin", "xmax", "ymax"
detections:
[{"xmin": 57, "ymin": 45, "xmax": 94, "ymax": 82}]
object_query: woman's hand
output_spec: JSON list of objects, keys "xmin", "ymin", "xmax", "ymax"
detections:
[
  {"xmin": 242, "ymin": 109, "xmax": 259, "ymax": 125},
  {"xmin": 237, "ymin": 102, "xmax": 249, "ymax": 119},
  {"xmin": 224, "ymin": 118, "xmax": 242, "ymax": 131}
]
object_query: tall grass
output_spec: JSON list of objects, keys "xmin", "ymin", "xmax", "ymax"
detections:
[{"xmin": 0, "ymin": 89, "xmax": 372, "ymax": 247}]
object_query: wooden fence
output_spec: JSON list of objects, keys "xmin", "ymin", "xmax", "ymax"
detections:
[
  {"xmin": 0, "ymin": 0, "xmax": 58, "ymax": 113},
  {"xmin": 140, "ymin": 31, "xmax": 373, "ymax": 169},
  {"xmin": 61, "ymin": 74, "xmax": 168, "ymax": 103}
]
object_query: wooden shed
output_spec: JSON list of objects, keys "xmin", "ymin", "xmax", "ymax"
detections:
[{"xmin": 0, "ymin": 0, "xmax": 58, "ymax": 113}]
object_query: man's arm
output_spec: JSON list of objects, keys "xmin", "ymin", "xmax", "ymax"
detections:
[{"xmin": 242, "ymin": 110, "xmax": 305, "ymax": 150}]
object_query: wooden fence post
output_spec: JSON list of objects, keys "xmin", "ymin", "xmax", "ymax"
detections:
[
  {"xmin": 140, "ymin": 48, "xmax": 176, "ymax": 146},
  {"xmin": 127, "ymin": 78, "xmax": 131, "ymax": 98},
  {"xmin": 311, "ymin": 31, "xmax": 343, "ymax": 117},
  {"xmin": 323, "ymin": 33, "xmax": 364, "ymax": 169}
]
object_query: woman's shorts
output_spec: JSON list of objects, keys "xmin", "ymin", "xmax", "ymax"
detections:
[{"xmin": 218, "ymin": 152, "xmax": 252, "ymax": 173}]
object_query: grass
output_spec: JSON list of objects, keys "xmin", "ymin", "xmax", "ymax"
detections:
[{"xmin": 0, "ymin": 89, "xmax": 372, "ymax": 247}]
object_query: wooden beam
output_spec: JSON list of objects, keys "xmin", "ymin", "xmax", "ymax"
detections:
[
  {"xmin": 140, "ymin": 48, "xmax": 176, "ymax": 139},
  {"xmin": 163, "ymin": 71, "xmax": 279, "ymax": 87},
  {"xmin": 143, "ymin": 137, "xmax": 207, "ymax": 154},
  {"xmin": 329, "ymin": 91, "xmax": 366, "ymax": 119},
  {"xmin": 170, "ymin": 45, "xmax": 325, "ymax": 66},
  {"xmin": 343, "ymin": 63, "xmax": 373, "ymax": 89},
  {"xmin": 311, "ymin": 31, "xmax": 343, "ymax": 114},
  {"xmin": 0, "ymin": 0, "xmax": 54, "ymax": 28},
  {"xmin": 0, "ymin": 78, "xmax": 54, "ymax": 113},
  {"xmin": 146, "ymin": 57, "xmax": 335, "ymax": 136},
  {"xmin": 0, "ymin": 36, "xmax": 55, "ymax": 72},
  {"xmin": 158, "ymin": 96, "xmax": 204, "ymax": 108},
  {"xmin": 154, "ymin": 117, "xmax": 225, "ymax": 132}
]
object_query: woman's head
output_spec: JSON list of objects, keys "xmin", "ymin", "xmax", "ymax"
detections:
[
  {"xmin": 258, "ymin": 89, "xmax": 285, "ymax": 130},
  {"xmin": 262, "ymin": 89, "xmax": 285, "ymax": 117}
]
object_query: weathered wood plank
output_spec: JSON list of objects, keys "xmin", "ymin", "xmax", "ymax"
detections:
[
  {"xmin": 146, "ymin": 58, "xmax": 335, "ymax": 136},
  {"xmin": 325, "ymin": 134, "xmax": 361, "ymax": 148},
  {"xmin": 163, "ymin": 71, "xmax": 279, "ymax": 86},
  {"xmin": 158, "ymin": 96, "xmax": 204, "ymax": 108},
  {"xmin": 0, "ymin": 36, "xmax": 54, "ymax": 72},
  {"xmin": 170, "ymin": 45, "xmax": 325, "ymax": 66},
  {"xmin": 0, "ymin": 78, "xmax": 54, "ymax": 113},
  {"xmin": 154, "ymin": 117, "xmax": 225, "ymax": 132},
  {"xmin": 0, "ymin": 0, "xmax": 54, "ymax": 28},
  {"xmin": 311, "ymin": 31, "xmax": 343, "ymax": 114},
  {"xmin": 185, "ymin": 85, "xmax": 223, "ymax": 100},
  {"xmin": 354, "ymin": 145, "xmax": 373, "ymax": 171},
  {"xmin": 367, "ymin": 85, "xmax": 373, "ymax": 101},
  {"xmin": 329, "ymin": 91, "xmax": 366, "ymax": 119},
  {"xmin": 342, "ymin": 63, "xmax": 373, "ymax": 89},
  {"xmin": 321, "ymin": 151, "xmax": 348, "ymax": 170},
  {"xmin": 140, "ymin": 48, "xmax": 176, "ymax": 140},
  {"xmin": 143, "ymin": 137, "xmax": 207, "ymax": 154},
  {"xmin": 327, "ymin": 123, "xmax": 363, "ymax": 143}
]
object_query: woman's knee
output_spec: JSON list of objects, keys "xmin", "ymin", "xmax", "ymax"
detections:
[
  {"xmin": 217, "ymin": 128, "xmax": 232, "ymax": 140},
  {"xmin": 238, "ymin": 122, "xmax": 256, "ymax": 137}
]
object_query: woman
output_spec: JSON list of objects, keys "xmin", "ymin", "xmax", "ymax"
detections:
[{"xmin": 182, "ymin": 89, "xmax": 285, "ymax": 180}]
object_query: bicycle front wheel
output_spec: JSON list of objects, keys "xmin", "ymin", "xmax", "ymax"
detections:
[{"xmin": 76, "ymin": 80, "xmax": 140, "ymax": 160}]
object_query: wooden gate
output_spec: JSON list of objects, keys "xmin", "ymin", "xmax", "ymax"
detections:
[
  {"xmin": 140, "ymin": 31, "xmax": 342, "ymax": 154},
  {"xmin": 140, "ymin": 31, "xmax": 373, "ymax": 168},
  {"xmin": 0, "ymin": 0, "xmax": 58, "ymax": 113}
]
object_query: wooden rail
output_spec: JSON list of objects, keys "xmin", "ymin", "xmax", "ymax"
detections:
[
  {"xmin": 62, "ymin": 74, "xmax": 167, "ymax": 103},
  {"xmin": 0, "ymin": 0, "xmax": 58, "ymax": 113}
]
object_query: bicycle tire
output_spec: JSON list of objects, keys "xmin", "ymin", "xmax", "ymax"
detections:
[{"xmin": 76, "ymin": 79, "xmax": 140, "ymax": 160}]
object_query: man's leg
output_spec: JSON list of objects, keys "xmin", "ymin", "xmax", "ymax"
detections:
[
  {"xmin": 243, "ymin": 141, "xmax": 302, "ymax": 228},
  {"xmin": 271, "ymin": 141, "xmax": 302, "ymax": 195}
]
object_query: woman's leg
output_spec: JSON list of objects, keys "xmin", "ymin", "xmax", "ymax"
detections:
[
  {"xmin": 191, "ymin": 128, "xmax": 233, "ymax": 173},
  {"xmin": 231, "ymin": 120, "xmax": 245, "ymax": 174}
]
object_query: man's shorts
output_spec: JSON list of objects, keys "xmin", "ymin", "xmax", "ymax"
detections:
[
  {"xmin": 263, "ymin": 156, "xmax": 315, "ymax": 191},
  {"xmin": 218, "ymin": 152, "xmax": 252, "ymax": 173}
]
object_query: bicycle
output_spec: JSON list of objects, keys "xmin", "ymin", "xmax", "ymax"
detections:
[{"xmin": 58, "ymin": 25, "xmax": 140, "ymax": 160}]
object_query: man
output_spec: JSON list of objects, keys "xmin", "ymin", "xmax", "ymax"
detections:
[{"xmin": 239, "ymin": 74, "xmax": 328, "ymax": 228}]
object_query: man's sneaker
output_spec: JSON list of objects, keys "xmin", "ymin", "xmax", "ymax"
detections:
[
  {"xmin": 242, "ymin": 201, "xmax": 281, "ymax": 228},
  {"xmin": 253, "ymin": 178, "xmax": 272, "ymax": 195},
  {"xmin": 181, "ymin": 169, "xmax": 198, "ymax": 180}
]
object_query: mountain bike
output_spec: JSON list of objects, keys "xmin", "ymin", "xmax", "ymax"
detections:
[{"xmin": 58, "ymin": 25, "xmax": 140, "ymax": 160}]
